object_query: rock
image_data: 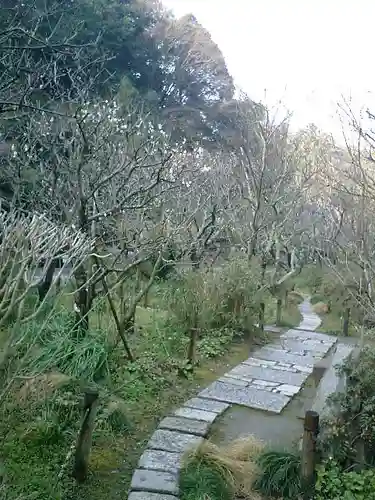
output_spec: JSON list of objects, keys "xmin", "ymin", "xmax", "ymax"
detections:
[
  {"xmin": 199, "ymin": 380, "xmax": 289, "ymax": 414},
  {"xmin": 219, "ymin": 376, "xmax": 250, "ymax": 387},
  {"xmin": 252, "ymin": 379, "xmax": 280, "ymax": 387},
  {"xmin": 128, "ymin": 493, "xmax": 178, "ymax": 500},
  {"xmin": 252, "ymin": 347, "xmax": 316, "ymax": 367},
  {"xmin": 174, "ymin": 407, "xmax": 218, "ymax": 423},
  {"xmin": 138, "ymin": 450, "xmax": 182, "ymax": 475},
  {"xmin": 184, "ymin": 397, "xmax": 229, "ymax": 414},
  {"xmin": 159, "ymin": 416, "xmax": 210, "ymax": 437},
  {"xmin": 148, "ymin": 429, "xmax": 203, "ymax": 453},
  {"xmin": 228, "ymin": 362, "xmax": 308, "ymax": 386},
  {"xmin": 277, "ymin": 384, "xmax": 300, "ymax": 396},
  {"xmin": 131, "ymin": 470, "xmax": 179, "ymax": 496},
  {"xmin": 293, "ymin": 364, "xmax": 313, "ymax": 374}
]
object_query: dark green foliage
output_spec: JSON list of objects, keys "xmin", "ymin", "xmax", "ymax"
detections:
[
  {"xmin": 310, "ymin": 294, "xmax": 326, "ymax": 305},
  {"xmin": 166, "ymin": 260, "xmax": 263, "ymax": 335},
  {"xmin": 254, "ymin": 450, "xmax": 302, "ymax": 499},
  {"xmin": 106, "ymin": 407, "xmax": 133, "ymax": 434},
  {"xmin": 180, "ymin": 460, "xmax": 233, "ymax": 500},
  {"xmin": 319, "ymin": 347, "xmax": 375, "ymax": 467},
  {"xmin": 16, "ymin": 310, "xmax": 110, "ymax": 381},
  {"xmin": 197, "ymin": 328, "xmax": 234, "ymax": 359},
  {"xmin": 1, "ymin": 0, "xmax": 234, "ymax": 145},
  {"xmin": 315, "ymin": 461, "xmax": 375, "ymax": 500}
]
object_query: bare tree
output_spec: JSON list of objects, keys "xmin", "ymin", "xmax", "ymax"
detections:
[{"xmin": 0, "ymin": 207, "xmax": 93, "ymax": 403}]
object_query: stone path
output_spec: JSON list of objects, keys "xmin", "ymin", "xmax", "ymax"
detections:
[{"xmin": 128, "ymin": 299, "xmax": 337, "ymax": 500}]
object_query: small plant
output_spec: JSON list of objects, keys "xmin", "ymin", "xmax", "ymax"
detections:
[
  {"xmin": 180, "ymin": 460, "xmax": 234, "ymax": 500},
  {"xmin": 180, "ymin": 437, "xmax": 264, "ymax": 500},
  {"xmin": 197, "ymin": 328, "xmax": 234, "ymax": 359},
  {"xmin": 254, "ymin": 450, "xmax": 301, "ymax": 499},
  {"xmin": 315, "ymin": 460, "xmax": 375, "ymax": 500}
]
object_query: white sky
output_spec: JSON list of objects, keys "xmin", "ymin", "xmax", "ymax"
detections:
[{"xmin": 162, "ymin": 0, "xmax": 375, "ymax": 138}]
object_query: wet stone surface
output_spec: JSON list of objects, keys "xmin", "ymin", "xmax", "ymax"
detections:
[
  {"xmin": 183, "ymin": 397, "xmax": 230, "ymax": 414},
  {"xmin": 218, "ymin": 375, "xmax": 250, "ymax": 387},
  {"xmin": 159, "ymin": 416, "xmax": 210, "ymax": 437},
  {"xmin": 228, "ymin": 363, "xmax": 309, "ymax": 387},
  {"xmin": 199, "ymin": 380, "xmax": 290, "ymax": 414},
  {"xmin": 138, "ymin": 450, "xmax": 182, "ymax": 475},
  {"xmin": 147, "ymin": 429, "xmax": 203, "ymax": 453},
  {"xmin": 128, "ymin": 493, "xmax": 178, "ymax": 500},
  {"xmin": 131, "ymin": 470, "xmax": 179, "ymax": 496},
  {"xmin": 252, "ymin": 347, "xmax": 316, "ymax": 366},
  {"xmin": 174, "ymin": 407, "xmax": 218, "ymax": 423}
]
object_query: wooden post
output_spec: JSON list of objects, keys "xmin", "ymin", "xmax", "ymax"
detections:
[
  {"xmin": 284, "ymin": 289, "xmax": 289, "ymax": 306},
  {"xmin": 276, "ymin": 298, "xmax": 282, "ymax": 326},
  {"xmin": 143, "ymin": 289, "xmax": 149, "ymax": 308},
  {"xmin": 72, "ymin": 388, "xmax": 99, "ymax": 483},
  {"xmin": 187, "ymin": 328, "xmax": 198, "ymax": 368},
  {"xmin": 301, "ymin": 410, "xmax": 319, "ymax": 499},
  {"xmin": 343, "ymin": 307, "xmax": 350, "ymax": 336},
  {"xmin": 259, "ymin": 302, "xmax": 265, "ymax": 333}
]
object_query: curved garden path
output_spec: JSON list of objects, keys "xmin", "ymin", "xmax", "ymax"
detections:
[{"xmin": 128, "ymin": 299, "xmax": 337, "ymax": 500}]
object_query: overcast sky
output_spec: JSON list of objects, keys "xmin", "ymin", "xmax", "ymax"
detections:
[{"xmin": 162, "ymin": 0, "xmax": 375, "ymax": 138}]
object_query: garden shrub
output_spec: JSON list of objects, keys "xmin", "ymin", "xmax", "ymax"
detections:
[
  {"xmin": 254, "ymin": 450, "xmax": 301, "ymax": 499},
  {"xmin": 315, "ymin": 461, "xmax": 375, "ymax": 500},
  {"xmin": 167, "ymin": 258, "xmax": 264, "ymax": 335},
  {"xmin": 319, "ymin": 347, "xmax": 375, "ymax": 467},
  {"xmin": 17, "ymin": 311, "xmax": 111, "ymax": 382},
  {"xmin": 180, "ymin": 437, "xmax": 263, "ymax": 500}
]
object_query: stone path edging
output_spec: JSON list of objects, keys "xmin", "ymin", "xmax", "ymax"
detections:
[{"xmin": 128, "ymin": 299, "xmax": 337, "ymax": 500}]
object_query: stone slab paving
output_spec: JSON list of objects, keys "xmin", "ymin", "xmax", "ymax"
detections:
[
  {"xmin": 199, "ymin": 380, "xmax": 290, "ymax": 412},
  {"xmin": 138, "ymin": 450, "xmax": 182, "ymax": 475},
  {"xmin": 159, "ymin": 416, "xmax": 210, "ymax": 437},
  {"xmin": 174, "ymin": 407, "xmax": 218, "ymax": 423},
  {"xmin": 184, "ymin": 397, "xmax": 230, "ymax": 413},
  {"xmin": 127, "ymin": 298, "xmax": 336, "ymax": 500},
  {"xmin": 131, "ymin": 470, "xmax": 179, "ymax": 496},
  {"xmin": 129, "ymin": 493, "xmax": 178, "ymax": 500},
  {"xmin": 228, "ymin": 362, "xmax": 310, "ymax": 386},
  {"xmin": 147, "ymin": 429, "xmax": 203, "ymax": 453}
]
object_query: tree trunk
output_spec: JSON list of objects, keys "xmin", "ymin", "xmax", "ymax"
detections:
[
  {"xmin": 301, "ymin": 410, "xmax": 319, "ymax": 499},
  {"xmin": 190, "ymin": 246, "xmax": 199, "ymax": 271},
  {"xmin": 276, "ymin": 298, "xmax": 282, "ymax": 326},
  {"xmin": 187, "ymin": 327, "xmax": 198, "ymax": 370},
  {"xmin": 259, "ymin": 302, "xmax": 265, "ymax": 332},
  {"xmin": 37, "ymin": 258, "xmax": 58, "ymax": 302},
  {"xmin": 72, "ymin": 389, "xmax": 99, "ymax": 483},
  {"xmin": 74, "ymin": 264, "xmax": 92, "ymax": 335}
]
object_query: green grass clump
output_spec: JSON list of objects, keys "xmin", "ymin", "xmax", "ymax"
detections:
[
  {"xmin": 254, "ymin": 450, "xmax": 302, "ymax": 499},
  {"xmin": 18, "ymin": 311, "xmax": 111, "ymax": 381},
  {"xmin": 180, "ymin": 460, "xmax": 234, "ymax": 500},
  {"xmin": 180, "ymin": 437, "xmax": 264, "ymax": 500}
]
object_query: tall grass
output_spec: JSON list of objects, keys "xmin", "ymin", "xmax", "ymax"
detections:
[
  {"xmin": 254, "ymin": 450, "xmax": 302, "ymax": 499},
  {"xmin": 18, "ymin": 310, "xmax": 111, "ymax": 381},
  {"xmin": 180, "ymin": 437, "xmax": 264, "ymax": 500}
]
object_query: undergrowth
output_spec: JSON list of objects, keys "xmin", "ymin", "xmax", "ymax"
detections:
[
  {"xmin": 318, "ymin": 346, "xmax": 375, "ymax": 467},
  {"xmin": 180, "ymin": 438, "xmax": 304, "ymax": 500},
  {"xmin": 180, "ymin": 437, "xmax": 263, "ymax": 500},
  {"xmin": 1, "ymin": 259, "xmax": 302, "ymax": 500},
  {"xmin": 254, "ymin": 450, "xmax": 301, "ymax": 499},
  {"xmin": 316, "ymin": 460, "xmax": 375, "ymax": 500}
]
